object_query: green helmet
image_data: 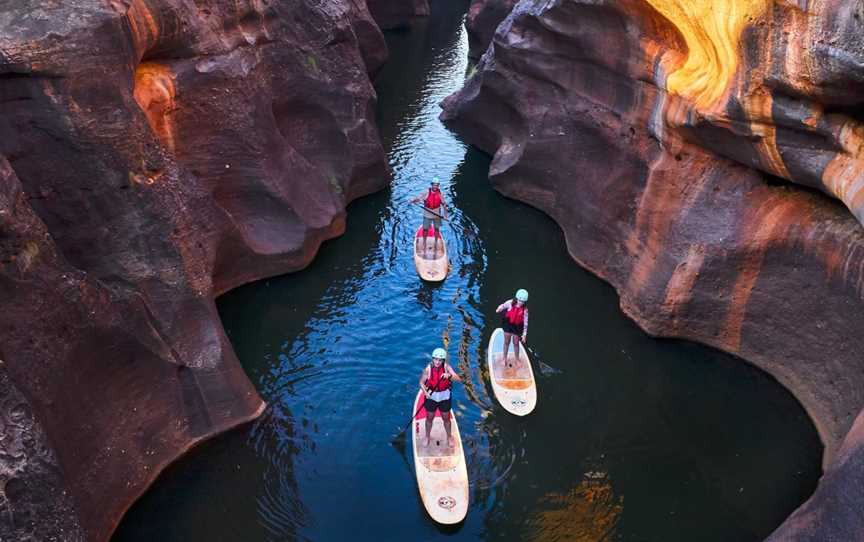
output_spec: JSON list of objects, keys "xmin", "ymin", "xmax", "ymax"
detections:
[
  {"xmin": 431, "ymin": 176, "xmax": 441, "ymax": 186},
  {"xmin": 432, "ymin": 347, "xmax": 447, "ymax": 360},
  {"xmin": 515, "ymin": 289, "xmax": 529, "ymax": 302}
]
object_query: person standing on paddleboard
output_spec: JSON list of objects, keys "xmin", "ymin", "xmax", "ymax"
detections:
[
  {"xmin": 419, "ymin": 347, "xmax": 462, "ymax": 448},
  {"xmin": 411, "ymin": 177, "xmax": 448, "ymax": 254},
  {"xmin": 496, "ymin": 289, "xmax": 529, "ymax": 368}
]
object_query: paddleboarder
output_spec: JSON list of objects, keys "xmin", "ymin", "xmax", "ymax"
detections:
[
  {"xmin": 495, "ymin": 289, "xmax": 529, "ymax": 368},
  {"xmin": 411, "ymin": 177, "xmax": 448, "ymax": 253},
  {"xmin": 419, "ymin": 347, "xmax": 462, "ymax": 448}
]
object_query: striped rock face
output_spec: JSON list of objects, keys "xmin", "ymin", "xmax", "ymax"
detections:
[
  {"xmin": 0, "ymin": 0, "xmax": 389, "ymax": 540},
  {"xmin": 442, "ymin": 0, "xmax": 864, "ymax": 539}
]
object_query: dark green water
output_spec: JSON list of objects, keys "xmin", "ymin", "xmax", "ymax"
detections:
[{"xmin": 114, "ymin": 3, "xmax": 822, "ymax": 541}]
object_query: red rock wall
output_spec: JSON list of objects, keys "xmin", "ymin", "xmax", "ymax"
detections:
[
  {"xmin": 466, "ymin": 0, "xmax": 517, "ymax": 58},
  {"xmin": 768, "ymin": 406, "xmax": 864, "ymax": 540},
  {"xmin": 0, "ymin": 0, "xmax": 389, "ymax": 540},
  {"xmin": 442, "ymin": 0, "xmax": 864, "ymax": 539},
  {"xmin": 366, "ymin": 0, "xmax": 430, "ymax": 30}
]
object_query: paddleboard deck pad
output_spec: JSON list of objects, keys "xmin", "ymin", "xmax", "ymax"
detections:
[
  {"xmin": 411, "ymin": 390, "xmax": 468, "ymax": 524},
  {"xmin": 487, "ymin": 327, "xmax": 538, "ymax": 415},
  {"xmin": 413, "ymin": 226, "xmax": 448, "ymax": 282}
]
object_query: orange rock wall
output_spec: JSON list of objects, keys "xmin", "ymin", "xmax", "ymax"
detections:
[
  {"xmin": 0, "ymin": 0, "xmax": 390, "ymax": 540},
  {"xmin": 443, "ymin": 0, "xmax": 864, "ymax": 539}
]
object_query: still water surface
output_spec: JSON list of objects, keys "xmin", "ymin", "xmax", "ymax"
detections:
[{"xmin": 115, "ymin": 3, "xmax": 822, "ymax": 541}]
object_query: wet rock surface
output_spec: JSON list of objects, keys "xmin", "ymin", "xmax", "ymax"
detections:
[
  {"xmin": 442, "ymin": 0, "xmax": 864, "ymax": 539},
  {"xmin": 0, "ymin": 0, "xmax": 389, "ymax": 540}
]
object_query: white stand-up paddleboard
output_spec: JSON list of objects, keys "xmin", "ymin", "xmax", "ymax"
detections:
[
  {"xmin": 487, "ymin": 327, "xmax": 537, "ymax": 416},
  {"xmin": 413, "ymin": 226, "xmax": 448, "ymax": 282},
  {"xmin": 411, "ymin": 390, "xmax": 468, "ymax": 524}
]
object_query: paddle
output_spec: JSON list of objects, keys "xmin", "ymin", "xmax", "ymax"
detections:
[
  {"xmin": 393, "ymin": 392, "xmax": 428, "ymax": 442},
  {"xmin": 411, "ymin": 201, "xmax": 478, "ymax": 240},
  {"xmin": 518, "ymin": 343, "xmax": 561, "ymax": 376},
  {"xmin": 411, "ymin": 201, "xmax": 450, "ymax": 222},
  {"xmin": 391, "ymin": 363, "xmax": 451, "ymax": 443}
]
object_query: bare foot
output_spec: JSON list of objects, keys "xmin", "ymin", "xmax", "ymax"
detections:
[{"xmin": 447, "ymin": 437, "xmax": 455, "ymax": 448}]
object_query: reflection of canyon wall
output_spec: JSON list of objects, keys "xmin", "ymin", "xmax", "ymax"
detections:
[
  {"xmin": 443, "ymin": 0, "xmax": 864, "ymax": 539},
  {"xmin": 0, "ymin": 1, "xmax": 388, "ymax": 540}
]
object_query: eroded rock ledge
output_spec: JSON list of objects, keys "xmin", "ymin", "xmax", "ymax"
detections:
[
  {"xmin": 0, "ymin": 0, "xmax": 389, "ymax": 540},
  {"xmin": 442, "ymin": 0, "xmax": 864, "ymax": 539}
]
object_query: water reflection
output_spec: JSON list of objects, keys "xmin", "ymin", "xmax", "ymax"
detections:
[{"xmin": 527, "ymin": 470, "xmax": 624, "ymax": 542}]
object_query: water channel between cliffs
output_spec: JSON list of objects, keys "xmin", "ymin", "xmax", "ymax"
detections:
[{"xmin": 114, "ymin": 3, "xmax": 822, "ymax": 541}]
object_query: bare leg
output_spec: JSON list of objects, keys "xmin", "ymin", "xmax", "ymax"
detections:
[
  {"xmin": 425, "ymin": 416, "xmax": 433, "ymax": 446},
  {"xmin": 443, "ymin": 415, "xmax": 454, "ymax": 447},
  {"xmin": 502, "ymin": 333, "xmax": 512, "ymax": 365},
  {"xmin": 513, "ymin": 337, "xmax": 522, "ymax": 369}
]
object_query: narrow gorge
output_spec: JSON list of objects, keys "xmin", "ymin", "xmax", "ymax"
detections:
[{"xmin": 0, "ymin": 1, "xmax": 858, "ymax": 541}]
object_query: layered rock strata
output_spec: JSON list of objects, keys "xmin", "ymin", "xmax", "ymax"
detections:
[
  {"xmin": 0, "ymin": 0, "xmax": 389, "ymax": 540},
  {"xmin": 442, "ymin": 0, "xmax": 864, "ymax": 538},
  {"xmin": 366, "ymin": 0, "xmax": 430, "ymax": 30}
]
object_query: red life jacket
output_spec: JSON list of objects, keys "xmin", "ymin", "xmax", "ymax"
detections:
[
  {"xmin": 505, "ymin": 301, "xmax": 526, "ymax": 326},
  {"xmin": 426, "ymin": 364, "xmax": 451, "ymax": 392},
  {"xmin": 425, "ymin": 189, "xmax": 442, "ymax": 209}
]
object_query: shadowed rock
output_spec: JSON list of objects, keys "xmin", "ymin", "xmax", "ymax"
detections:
[
  {"xmin": 768, "ymin": 406, "xmax": 864, "ymax": 541},
  {"xmin": 466, "ymin": 0, "xmax": 517, "ymax": 59},
  {"xmin": 366, "ymin": 0, "xmax": 430, "ymax": 30},
  {"xmin": 442, "ymin": 0, "xmax": 864, "ymax": 539},
  {"xmin": 0, "ymin": 0, "xmax": 389, "ymax": 540}
]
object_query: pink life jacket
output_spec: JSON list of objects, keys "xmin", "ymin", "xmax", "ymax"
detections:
[
  {"xmin": 426, "ymin": 364, "xmax": 451, "ymax": 392},
  {"xmin": 505, "ymin": 302, "xmax": 526, "ymax": 326},
  {"xmin": 425, "ymin": 189, "xmax": 442, "ymax": 209}
]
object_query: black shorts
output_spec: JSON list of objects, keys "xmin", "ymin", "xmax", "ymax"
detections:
[
  {"xmin": 424, "ymin": 397, "xmax": 452, "ymax": 414},
  {"xmin": 502, "ymin": 320, "xmax": 524, "ymax": 336}
]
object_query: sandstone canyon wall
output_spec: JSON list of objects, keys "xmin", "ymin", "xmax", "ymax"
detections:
[
  {"xmin": 442, "ymin": 0, "xmax": 864, "ymax": 539},
  {"xmin": 0, "ymin": 0, "xmax": 391, "ymax": 540},
  {"xmin": 366, "ymin": 0, "xmax": 430, "ymax": 30},
  {"xmin": 465, "ymin": 0, "xmax": 517, "ymax": 58}
]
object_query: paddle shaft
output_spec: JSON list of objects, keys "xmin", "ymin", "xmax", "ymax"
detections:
[
  {"xmin": 398, "ymin": 400, "xmax": 428, "ymax": 436},
  {"xmin": 412, "ymin": 201, "xmax": 479, "ymax": 240},
  {"xmin": 412, "ymin": 201, "xmax": 449, "ymax": 222},
  {"xmin": 397, "ymin": 374, "xmax": 451, "ymax": 436}
]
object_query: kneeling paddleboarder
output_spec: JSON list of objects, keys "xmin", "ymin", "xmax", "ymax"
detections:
[{"xmin": 419, "ymin": 348, "xmax": 462, "ymax": 448}]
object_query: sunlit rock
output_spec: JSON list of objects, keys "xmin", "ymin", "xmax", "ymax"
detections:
[{"xmin": 443, "ymin": 1, "xmax": 864, "ymax": 538}]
